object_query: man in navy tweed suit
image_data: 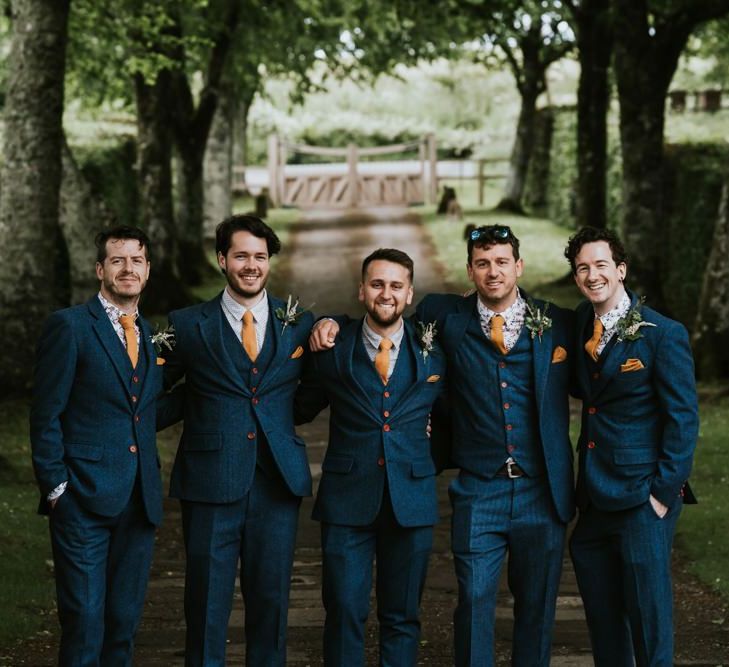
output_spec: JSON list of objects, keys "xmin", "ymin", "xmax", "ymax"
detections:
[
  {"xmin": 162, "ymin": 215, "xmax": 314, "ymax": 667},
  {"xmin": 30, "ymin": 226, "xmax": 167, "ymax": 666},
  {"xmin": 566, "ymin": 226, "xmax": 698, "ymax": 666},
  {"xmin": 296, "ymin": 248, "xmax": 446, "ymax": 666}
]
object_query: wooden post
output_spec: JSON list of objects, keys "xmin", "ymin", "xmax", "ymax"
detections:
[
  {"xmin": 478, "ymin": 159, "xmax": 485, "ymax": 206},
  {"xmin": 427, "ymin": 133, "xmax": 438, "ymax": 204},
  {"xmin": 347, "ymin": 143, "xmax": 358, "ymax": 208},
  {"xmin": 267, "ymin": 135, "xmax": 279, "ymax": 207}
]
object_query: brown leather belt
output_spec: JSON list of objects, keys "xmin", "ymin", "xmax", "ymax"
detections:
[{"xmin": 495, "ymin": 461, "xmax": 526, "ymax": 478}]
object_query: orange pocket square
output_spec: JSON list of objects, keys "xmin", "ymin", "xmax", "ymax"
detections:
[
  {"xmin": 551, "ymin": 346, "xmax": 567, "ymax": 363},
  {"xmin": 156, "ymin": 357, "xmax": 166, "ymax": 366},
  {"xmin": 426, "ymin": 375, "xmax": 441, "ymax": 383},
  {"xmin": 620, "ymin": 358, "xmax": 644, "ymax": 372},
  {"xmin": 290, "ymin": 345, "xmax": 304, "ymax": 359}
]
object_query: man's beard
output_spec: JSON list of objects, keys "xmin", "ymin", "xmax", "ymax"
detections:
[
  {"xmin": 367, "ymin": 304, "xmax": 403, "ymax": 328},
  {"xmin": 226, "ymin": 270, "xmax": 267, "ymax": 299}
]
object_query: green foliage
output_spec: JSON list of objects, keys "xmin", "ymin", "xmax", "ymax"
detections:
[
  {"xmin": 72, "ymin": 138, "xmax": 139, "ymax": 228},
  {"xmin": 675, "ymin": 395, "xmax": 729, "ymax": 598}
]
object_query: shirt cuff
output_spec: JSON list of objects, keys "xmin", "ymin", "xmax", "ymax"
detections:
[{"xmin": 47, "ymin": 481, "xmax": 67, "ymax": 501}]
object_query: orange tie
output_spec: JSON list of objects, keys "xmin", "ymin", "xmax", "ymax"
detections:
[
  {"xmin": 585, "ymin": 318, "xmax": 604, "ymax": 362},
  {"xmin": 241, "ymin": 310, "xmax": 258, "ymax": 362},
  {"xmin": 375, "ymin": 338, "xmax": 393, "ymax": 385},
  {"xmin": 490, "ymin": 314, "xmax": 507, "ymax": 355},
  {"xmin": 119, "ymin": 315, "xmax": 138, "ymax": 368}
]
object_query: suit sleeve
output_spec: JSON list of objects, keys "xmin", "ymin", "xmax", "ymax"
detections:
[
  {"xmin": 29, "ymin": 311, "xmax": 76, "ymax": 498},
  {"xmin": 650, "ymin": 321, "xmax": 699, "ymax": 507},
  {"xmin": 155, "ymin": 312, "xmax": 186, "ymax": 430}
]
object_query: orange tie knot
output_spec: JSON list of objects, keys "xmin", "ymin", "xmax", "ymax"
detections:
[
  {"xmin": 490, "ymin": 314, "xmax": 507, "ymax": 355},
  {"xmin": 375, "ymin": 337, "xmax": 394, "ymax": 385},
  {"xmin": 241, "ymin": 310, "xmax": 258, "ymax": 362},
  {"xmin": 118, "ymin": 314, "xmax": 138, "ymax": 368},
  {"xmin": 585, "ymin": 318, "xmax": 604, "ymax": 362}
]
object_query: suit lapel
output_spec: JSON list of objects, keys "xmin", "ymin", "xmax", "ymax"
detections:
[
  {"xmin": 333, "ymin": 318, "xmax": 381, "ymax": 420},
  {"xmin": 389, "ymin": 320, "xmax": 430, "ymax": 414},
  {"xmin": 255, "ymin": 296, "xmax": 288, "ymax": 393},
  {"xmin": 443, "ymin": 293, "xmax": 478, "ymax": 351},
  {"xmin": 198, "ymin": 295, "xmax": 249, "ymax": 395},
  {"xmin": 89, "ymin": 298, "xmax": 133, "ymax": 395},
  {"xmin": 137, "ymin": 316, "xmax": 158, "ymax": 406},
  {"xmin": 530, "ymin": 306, "xmax": 553, "ymax": 412}
]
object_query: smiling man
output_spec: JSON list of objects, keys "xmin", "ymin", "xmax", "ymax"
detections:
[
  {"xmin": 295, "ymin": 248, "xmax": 446, "ymax": 666},
  {"xmin": 161, "ymin": 214, "xmax": 314, "ymax": 666},
  {"xmin": 565, "ymin": 226, "xmax": 699, "ymax": 666},
  {"xmin": 30, "ymin": 226, "xmax": 166, "ymax": 666}
]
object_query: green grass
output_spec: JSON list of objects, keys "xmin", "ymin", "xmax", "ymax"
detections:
[
  {"xmin": 0, "ymin": 400, "xmax": 56, "ymax": 648},
  {"xmin": 675, "ymin": 396, "xmax": 729, "ymax": 597}
]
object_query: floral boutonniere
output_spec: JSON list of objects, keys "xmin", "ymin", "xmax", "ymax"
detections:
[
  {"xmin": 615, "ymin": 296, "xmax": 656, "ymax": 342},
  {"xmin": 524, "ymin": 298, "xmax": 552, "ymax": 341},
  {"xmin": 274, "ymin": 295, "xmax": 309, "ymax": 334},
  {"xmin": 150, "ymin": 325, "xmax": 175, "ymax": 355},
  {"xmin": 415, "ymin": 320, "xmax": 438, "ymax": 360}
]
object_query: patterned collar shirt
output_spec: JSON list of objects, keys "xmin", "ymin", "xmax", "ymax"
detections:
[
  {"xmin": 593, "ymin": 291, "xmax": 631, "ymax": 355},
  {"xmin": 98, "ymin": 292, "xmax": 140, "ymax": 348},
  {"xmin": 220, "ymin": 287, "xmax": 269, "ymax": 350},
  {"xmin": 477, "ymin": 288, "xmax": 527, "ymax": 353},
  {"xmin": 361, "ymin": 316, "xmax": 405, "ymax": 381}
]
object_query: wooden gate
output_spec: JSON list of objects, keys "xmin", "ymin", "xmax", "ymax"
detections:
[{"xmin": 267, "ymin": 135, "xmax": 438, "ymax": 209}]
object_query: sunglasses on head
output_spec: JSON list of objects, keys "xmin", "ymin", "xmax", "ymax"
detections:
[{"xmin": 469, "ymin": 226, "xmax": 512, "ymax": 242}]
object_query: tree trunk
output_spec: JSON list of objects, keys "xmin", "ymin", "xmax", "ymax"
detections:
[
  {"xmin": 692, "ymin": 178, "xmax": 729, "ymax": 380},
  {"xmin": 135, "ymin": 71, "xmax": 191, "ymax": 313},
  {"xmin": 497, "ymin": 75, "xmax": 542, "ymax": 213},
  {"xmin": 0, "ymin": 0, "xmax": 71, "ymax": 396},
  {"xmin": 59, "ymin": 138, "xmax": 113, "ymax": 304},
  {"xmin": 204, "ymin": 85, "xmax": 236, "ymax": 237},
  {"xmin": 613, "ymin": 0, "xmax": 693, "ymax": 307},
  {"xmin": 573, "ymin": 0, "xmax": 613, "ymax": 229}
]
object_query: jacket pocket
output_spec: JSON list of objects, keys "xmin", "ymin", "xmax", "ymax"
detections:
[
  {"xmin": 321, "ymin": 456, "xmax": 354, "ymax": 473},
  {"xmin": 64, "ymin": 442, "xmax": 103, "ymax": 461},
  {"xmin": 182, "ymin": 432, "xmax": 222, "ymax": 452},
  {"xmin": 411, "ymin": 458, "xmax": 436, "ymax": 478},
  {"xmin": 613, "ymin": 447, "xmax": 656, "ymax": 465}
]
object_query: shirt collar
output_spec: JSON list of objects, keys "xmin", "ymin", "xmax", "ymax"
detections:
[
  {"xmin": 362, "ymin": 316, "xmax": 405, "ymax": 350},
  {"xmin": 98, "ymin": 292, "xmax": 138, "ymax": 321},
  {"xmin": 222, "ymin": 287, "xmax": 268, "ymax": 321},
  {"xmin": 477, "ymin": 288, "xmax": 526, "ymax": 324},
  {"xmin": 596, "ymin": 291, "xmax": 631, "ymax": 330}
]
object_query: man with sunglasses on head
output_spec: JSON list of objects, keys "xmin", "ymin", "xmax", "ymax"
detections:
[{"xmin": 311, "ymin": 225, "xmax": 575, "ymax": 666}]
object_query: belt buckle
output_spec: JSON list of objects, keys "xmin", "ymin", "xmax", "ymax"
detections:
[{"xmin": 506, "ymin": 460, "xmax": 520, "ymax": 479}]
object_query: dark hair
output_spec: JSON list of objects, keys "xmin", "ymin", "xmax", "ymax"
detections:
[
  {"xmin": 564, "ymin": 226, "xmax": 628, "ymax": 274},
  {"xmin": 95, "ymin": 226, "xmax": 151, "ymax": 263},
  {"xmin": 467, "ymin": 225, "xmax": 520, "ymax": 263},
  {"xmin": 215, "ymin": 214, "xmax": 281, "ymax": 258},
  {"xmin": 361, "ymin": 248, "xmax": 414, "ymax": 282}
]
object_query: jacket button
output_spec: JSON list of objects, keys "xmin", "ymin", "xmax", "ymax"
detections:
[
  {"xmin": 132, "ymin": 376, "xmax": 139, "ymax": 384},
  {"xmin": 587, "ymin": 441, "xmax": 596, "ymax": 449},
  {"xmin": 507, "ymin": 445, "xmax": 515, "ymax": 453},
  {"xmin": 505, "ymin": 424, "xmax": 513, "ymax": 431},
  {"xmin": 134, "ymin": 415, "xmax": 140, "ymax": 423},
  {"xmin": 593, "ymin": 372, "xmax": 600, "ymax": 379},
  {"xmin": 247, "ymin": 432, "xmax": 256, "ymax": 440},
  {"xmin": 501, "ymin": 381, "xmax": 508, "ymax": 388},
  {"xmin": 499, "ymin": 361, "xmax": 506, "ymax": 369},
  {"xmin": 588, "ymin": 407, "xmax": 597, "ymax": 415},
  {"xmin": 383, "ymin": 424, "xmax": 390, "ymax": 432},
  {"xmin": 383, "ymin": 410, "xmax": 390, "ymax": 417},
  {"xmin": 377, "ymin": 457, "xmax": 385, "ymax": 466},
  {"xmin": 129, "ymin": 445, "xmax": 138, "ymax": 453},
  {"xmin": 252, "ymin": 367, "xmax": 259, "ymax": 375},
  {"xmin": 383, "ymin": 391, "xmax": 390, "ymax": 398},
  {"xmin": 251, "ymin": 386, "xmax": 257, "ymax": 393},
  {"xmin": 503, "ymin": 402, "xmax": 510, "ymax": 410},
  {"xmin": 252, "ymin": 397, "xmax": 259, "ymax": 405},
  {"xmin": 131, "ymin": 395, "xmax": 138, "ymax": 403}
]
